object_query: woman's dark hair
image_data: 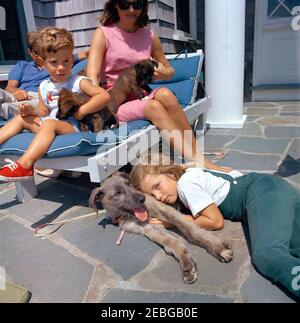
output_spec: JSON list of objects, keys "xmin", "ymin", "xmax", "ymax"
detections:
[{"xmin": 100, "ymin": 0, "xmax": 149, "ymax": 28}]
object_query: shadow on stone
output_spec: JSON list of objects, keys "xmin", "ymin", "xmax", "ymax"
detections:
[{"xmin": 274, "ymin": 155, "xmax": 300, "ymax": 178}]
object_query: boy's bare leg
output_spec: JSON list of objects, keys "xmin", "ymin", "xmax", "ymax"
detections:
[
  {"xmin": 18, "ymin": 120, "xmax": 75, "ymax": 169},
  {"xmin": 0, "ymin": 115, "xmax": 40, "ymax": 145}
]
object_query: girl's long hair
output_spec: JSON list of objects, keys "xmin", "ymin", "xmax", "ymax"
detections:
[
  {"xmin": 130, "ymin": 154, "xmax": 187, "ymax": 191},
  {"xmin": 100, "ymin": 0, "xmax": 149, "ymax": 28}
]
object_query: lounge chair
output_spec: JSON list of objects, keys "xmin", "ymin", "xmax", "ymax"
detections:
[{"xmin": 0, "ymin": 50, "xmax": 211, "ymax": 203}]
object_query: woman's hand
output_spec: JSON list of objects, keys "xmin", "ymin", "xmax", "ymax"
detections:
[{"xmin": 154, "ymin": 62, "xmax": 172, "ymax": 80}]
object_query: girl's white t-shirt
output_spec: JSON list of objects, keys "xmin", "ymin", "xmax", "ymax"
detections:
[{"xmin": 177, "ymin": 168, "xmax": 242, "ymax": 216}]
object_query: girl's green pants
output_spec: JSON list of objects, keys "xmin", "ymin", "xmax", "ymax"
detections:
[{"xmin": 213, "ymin": 172, "xmax": 300, "ymax": 299}]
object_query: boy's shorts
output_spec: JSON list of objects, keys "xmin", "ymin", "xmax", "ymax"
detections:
[{"xmin": 40, "ymin": 116, "xmax": 81, "ymax": 132}]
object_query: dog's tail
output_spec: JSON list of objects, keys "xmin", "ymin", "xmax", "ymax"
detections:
[{"xmin": 89, "ymin": 187, "xmax": 103, "ymax": 213}]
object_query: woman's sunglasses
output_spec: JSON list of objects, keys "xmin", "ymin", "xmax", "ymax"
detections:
[{"xmin": 116, "ymin": 0, "xmax": 144, "ymax": 11}]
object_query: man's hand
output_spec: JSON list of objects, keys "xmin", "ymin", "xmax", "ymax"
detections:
[
  {"xmin": 13, "ymin": 90, "xmax": 29, "ymax": 101},
  {"xmin": 18, "ymin": 103, "xmax": 33, "ymax": 117}
]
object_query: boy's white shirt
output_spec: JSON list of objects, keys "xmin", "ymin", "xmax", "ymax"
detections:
[
  {"xmin": 177, "ymin": 168, "xmax": 243, "ymax": 216},
  {"xmin": 39, "ymin": 75, "xmax": 86, "ymax": 120}
]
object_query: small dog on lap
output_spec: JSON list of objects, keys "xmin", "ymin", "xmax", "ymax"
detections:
[
  {"xmin": 57, "ymin": 88, "xmax": 116, "ymax": 132},
  {"xmin": 57, "ymin": 59, "xmax": 157, "ymax": 132},
  {"xmin": 107, "ymin": 59, "xmax": 158, "ymax": 117}
]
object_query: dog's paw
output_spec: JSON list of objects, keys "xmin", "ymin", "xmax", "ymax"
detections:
[
  {"xmin": 182, "ymin": 256, "xmax": 197, "ymax": 284},
  {"xmin": 219, "ymin": 242, "xmax": 234, "ymax": 263},
  {"xmin": 209, "ymin": 241, "xmax": 234, "ymax": 263}
]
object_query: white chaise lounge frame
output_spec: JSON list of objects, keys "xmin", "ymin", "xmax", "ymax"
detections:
[{"xmin": 1, "ymin": 50, "xmax": 211, "ymax": 203}]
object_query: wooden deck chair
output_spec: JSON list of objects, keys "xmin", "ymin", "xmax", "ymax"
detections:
[{"xmin": 0, "ymin": 50, "xmax": 211, "ymax": 203}]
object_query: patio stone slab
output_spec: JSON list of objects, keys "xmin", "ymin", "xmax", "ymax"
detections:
[
  {"xmin": 0, "ymin": 187, "xmax": 20, "ymax": 210},
  {"xmin": 244, "ymin": 102, "xmax": 278, "ymax": 108},
  {"xmin": 265, "ymin": 126, "xmax": 300, "ymax": 138},
  {"xmin": 246, "ymin": 108, "xmax": 279, "ymax": 116},
  {"xmin": 59, "ymin": 216, "xmax": 161, "ymax": 280},
  {"xmin": 0, "ymin": 218, "xmax": 93, "ymax": 303},
  {"xmin": 205, "ymin": 129, "xmax": 235, "ymax": 136},
  {"xmin": 215, "ymin": 151, "xmax": 280, "ymax": 171},
  {"xmin": 204, "ymin": 135, "xmax": 237, "ymax": 150},
  {"xmin": 258, "ymin": 116, "xmax": 300, "ymax": 126},
  {"xmin": 0, "ymin": 178, "xmax": 90, "ymax": 226},
  {"xmin": 240, "ymin": 271, "xmax": 296, "ymax": 303},
  {"xmin": 287, "ymin": 138, "xmax": 300, "ymax": 159},
  {"xmin": 240, "ymin": 123, "xmax": 264, "ymax": 136},
  {"xmin": 280, "ymin": 112, "xmax": 300, "ymax": 117},
  {"xmin": 227, "ymin": 137, "xmax": 291, "ymax": 154},
  {"xmin": 100, "ymin": 289, "xmax": 234, "ymax": 303},
  {"xmin": 130, "ymin": 240, "xmax": 250, "ymax": 297},
  {"xmin": 246, "ymin": 116, "xmax": 262, "ymax": 122},
  {"xmin": 280, "ymin": 104, "xmax": 300, "ymax": 111},
  {"xmin": 0, "ymin": 182, "xmax": 15, "ymax": 194}
]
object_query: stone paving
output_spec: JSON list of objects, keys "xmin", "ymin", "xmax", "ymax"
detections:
[{"xmin": 0, "ymin": 102, "xmax": 299, "ymax": 303}]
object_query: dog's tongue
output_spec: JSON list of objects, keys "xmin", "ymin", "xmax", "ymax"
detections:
[{"xmin": 133, "ymin": 209, "xmax": 148, "ymax": 222}]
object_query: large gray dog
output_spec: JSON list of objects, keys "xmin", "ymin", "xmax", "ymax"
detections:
[{"xmin": 89, "ymin": 172, "xmax": 233, "ymax": 284}]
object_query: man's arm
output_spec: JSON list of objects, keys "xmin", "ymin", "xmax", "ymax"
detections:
[{"xmin": 5, "ymin": 80, "xmax": 29, "ymax": 101}]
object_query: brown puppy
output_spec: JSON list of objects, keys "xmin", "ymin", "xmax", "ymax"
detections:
[
  {"xmin": 57, "ymin": 59, "xmax": 157, "ymax": 132},
  {"xmin": 107, "ymin": 59, "xmax": 158, "ymax": 117},
  {"xmin": 57, "ymin": 88, "xmax": 116, "ymax": 132},
  {"xmin": 89, "ymin": 172, "xmax": 233, "ymax": 284}
]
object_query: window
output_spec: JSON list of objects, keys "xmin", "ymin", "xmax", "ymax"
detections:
[
  {"xmin": 268, "ymin": 0, "xmax": 300, "ymax": 19},
  {"xmin": 174, "ymin": 0, "xmax": 197, "ymax": 41},
  {"xmin": 0, "ymin": 0, "xmax": 28, "ymax": 64},
  {"xmin": 176, "ymin": 0, "xmax": 190, "ymax": 34}
]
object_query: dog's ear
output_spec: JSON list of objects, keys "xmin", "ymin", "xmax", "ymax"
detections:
[
  {"xmin": 59, "ymin": 88, "xmax": 75, "ymax": 101},
  {"xmin": 112, "ymin": 172, "xmax": 131, "ymax": 184},
  {"xmin": 89, "ymin": 187, "xmax": 104, "ymax": 211},
  {"xmin": 135, "ymin": 62, "xmax": 144, "ymax": 86},
  {"xmin": 58, "ymin": 88, "xmax": 77, "ymax": 109}
]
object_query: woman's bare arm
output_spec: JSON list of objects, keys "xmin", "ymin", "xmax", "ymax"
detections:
[
  {"xmin": 87, "ymin": 28, "xmax": 106, "ymax": 86},
  {"xmin": 151, "ymin": 34, "xmax": 175, "ymax": 81}
]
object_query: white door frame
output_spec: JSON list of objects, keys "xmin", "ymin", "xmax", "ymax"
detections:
[
  {"xmin": 252, "ymin": 0, "xmax": 300, "ymax": 100},
  {"xmin": 22, "ymin": 0, "xmax": 36, "ymax": 31},
  {"xmin": 253, "ymin": 0, "xmax": 300, "ymax": 86}
]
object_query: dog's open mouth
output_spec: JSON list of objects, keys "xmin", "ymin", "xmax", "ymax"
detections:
[{"xmin": 133, "ymin": 209, "xmax": 148, "ymax": 222}]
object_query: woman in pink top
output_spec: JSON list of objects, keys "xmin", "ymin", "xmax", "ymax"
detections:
[{"xmin": 87, "ymin": 0, "xmax": 231, "ymax": 172}]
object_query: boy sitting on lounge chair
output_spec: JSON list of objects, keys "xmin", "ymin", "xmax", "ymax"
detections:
[
  {"xmin": 0, "ymin": 31, "xmax": 89, "ymax": 120},
  {"xmin": 0, "ymin": 27, "xmax": 110, "ymax": 182}
]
